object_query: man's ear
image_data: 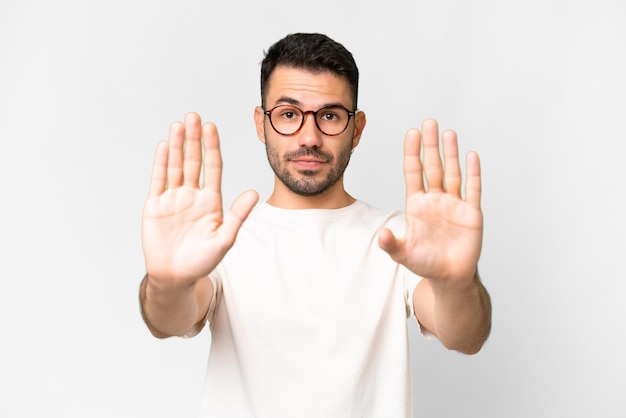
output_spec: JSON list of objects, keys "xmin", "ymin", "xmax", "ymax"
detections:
[
  {"xmin": 254, "ymin": 106, "xmax": 266, "ymax": 144},
  {"xmin": 351, "ymin": 111, "xmax": 367, "ymax": 150}
]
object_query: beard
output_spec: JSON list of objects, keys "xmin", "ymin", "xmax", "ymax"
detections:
[{"xmin": 264, "ymin": 134, "xmax": 353, "ymax": 197}]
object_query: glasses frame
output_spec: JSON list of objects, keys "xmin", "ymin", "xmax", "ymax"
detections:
[{"xmin": 263, "ymin": 104, "xmax": 357, "ymax": 137}]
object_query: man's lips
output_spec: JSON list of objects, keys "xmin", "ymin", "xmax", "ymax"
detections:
[
  {"xmin": 292, "ymin": 158, "xmax": 325, "ymax": 163},
  {"xmin": 285, "ymin": 148, "xmax": 332, "ymax": 171},
  {"xmin": 291, "ymin": 158, "xmax": 326, "ymax": 170}
]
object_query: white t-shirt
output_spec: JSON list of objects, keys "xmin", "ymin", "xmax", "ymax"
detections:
[{"xmin": 200, "ymin": 200, "xmax": 421, "ymax": 417}]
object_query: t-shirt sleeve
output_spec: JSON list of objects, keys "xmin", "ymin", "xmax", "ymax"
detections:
[
  {"xmin": 385, "ymin": 211, "xmax": 437, "ymax": 339},
  {"xmin": 206, "ymin": 267, "xmax": 222, "ymax": 330},
  {"xmin": 402, "ymin": 265, "xmax": 420, "ymax": 319},
  {"xmin": 183, "ymin": 267, "xmax": 221, "ymax": 338},
  {"xmin": 402, "ymin": 266, "xmax": 436, "ymax": 339}
]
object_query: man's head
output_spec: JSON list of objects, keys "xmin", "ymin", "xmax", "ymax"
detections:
[
  {"xmin": 260, "ymin": 33, "xmax": 359, "ymax": 109},
  {"xmin": 255, "ymin": 34, "xmax": 366, "ymax": 204}
]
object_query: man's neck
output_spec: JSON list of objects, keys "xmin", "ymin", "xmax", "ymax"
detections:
[{"xmin": 266, "ymin": 180, "xmax": 355, "ymax": 210}]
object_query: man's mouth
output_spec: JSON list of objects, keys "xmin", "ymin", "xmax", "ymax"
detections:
[
  {"xmin": 291, "ymin": 158, "xmax": 325, "ymax": 170},
  {"xmin": 285, "ymin": 148, "xmax": 331, "ymax": 163}
]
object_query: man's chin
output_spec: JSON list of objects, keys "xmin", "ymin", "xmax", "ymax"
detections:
[{"xmin": 284, "ymin": 177, "xmax": 332, "ymax": 197}]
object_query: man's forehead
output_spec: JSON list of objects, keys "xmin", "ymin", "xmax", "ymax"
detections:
[{"xmin": 265, "ymin": 66, "xmax": 352, "ymax": 106}]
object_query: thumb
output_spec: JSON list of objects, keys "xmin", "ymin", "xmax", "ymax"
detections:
[
  {"xmin": 378, "ymin": 227, "xmax": 405, "ymax": 263},
  {"xmin": 218, "ymin": 190, "xmax": 259, "ymax": 247}
]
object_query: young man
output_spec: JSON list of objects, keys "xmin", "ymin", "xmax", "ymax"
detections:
[{"xmin": 140, "ymin": 33, "xmax": 491, "ymax": 417}]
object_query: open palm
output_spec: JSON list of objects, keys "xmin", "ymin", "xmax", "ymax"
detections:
[
  {"xmin": 379, "ymin": 119, "xmax": 483, "ymax": 283},
  {"xmin": 142, "ymin": 113, "xmax": 258, "ymax": 286}
]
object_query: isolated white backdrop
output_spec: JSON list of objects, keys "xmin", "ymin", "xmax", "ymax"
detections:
[{"xmin": 1, "ymin": 1, "xmax": 625, "ymax": 417}]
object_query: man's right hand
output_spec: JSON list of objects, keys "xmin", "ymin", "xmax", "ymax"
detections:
[{"xmin": 142, "ymin": 112, "xmax": 258, "ymax": 288}]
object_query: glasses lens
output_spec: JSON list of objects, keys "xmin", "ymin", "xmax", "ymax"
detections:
[
  {"xmin": 316, "ymin": 106, "xmax": 350, "ymax": 135},
  {"xmin": 269, "ymin": 105, "xmax": 303, "ymax": 135}
]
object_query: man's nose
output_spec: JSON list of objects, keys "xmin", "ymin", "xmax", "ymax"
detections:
[{"xmin": 297, "ymin": 113, "xmax": 323, "ymax": 147}]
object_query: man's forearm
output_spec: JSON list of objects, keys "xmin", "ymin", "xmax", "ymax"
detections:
[
  {"xmin": 139, "ymin": 274, "xmax": 212, "ymax": 338},
  {"xmin": 417, "ymin": 272, "xmax": 492, "ymax": 354}
]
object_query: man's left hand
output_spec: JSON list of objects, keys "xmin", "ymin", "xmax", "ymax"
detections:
[{"xmin": 378, "ymin": 119, "xmax": 483, "ymax": 284}]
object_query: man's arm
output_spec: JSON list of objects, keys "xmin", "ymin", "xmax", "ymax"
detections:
[
  {"xmin": 413, "ymin": 271, "xmax": 491, "ymax": 354},
  {"xmin": 139, "ymin": 274, "xmax": 213, "ymax": 338},
  {"xmin": 140, "ymin": 113, "xmax": 257, "ymax": 338},
  {"xmin": 379, "ymin": 119, "xmax": 490, "ymax": 354}
]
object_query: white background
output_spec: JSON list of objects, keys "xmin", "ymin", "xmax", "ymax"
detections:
[{"xmin": 1, "ymin": 1, "xmax": 625, "ymax": 417}]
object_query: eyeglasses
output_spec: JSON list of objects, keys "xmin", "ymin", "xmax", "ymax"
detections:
[{"xmin": 263, "ymin": 104, "xmax": 356, "ymax": 136}]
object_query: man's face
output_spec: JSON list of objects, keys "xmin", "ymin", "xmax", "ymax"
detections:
[{"xmin": 255, "ymin": 66, "xmax": 365, "ymax": 197}]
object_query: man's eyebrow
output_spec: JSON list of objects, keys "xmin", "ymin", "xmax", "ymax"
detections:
[
  {"xmin": 273, "ymin": 97, "xmax": 348, "ymax": 109},
  {"xmin": 274, "ymin": 96, "xmax": 302, "ymax": 106}
]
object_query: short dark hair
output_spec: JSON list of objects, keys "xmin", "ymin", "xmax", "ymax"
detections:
[{"xmin": 260, "ymin": 33, "xmax": 359, "ymax": 109}]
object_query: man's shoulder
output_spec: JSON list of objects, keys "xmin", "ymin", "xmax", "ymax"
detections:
[
  {"xmin": 351, "ymin": 200, "xmax": 399, "ymax": 216},
  {"xmin": 351, "ymin": 200, "xmax": 403, "ymax": 223}
]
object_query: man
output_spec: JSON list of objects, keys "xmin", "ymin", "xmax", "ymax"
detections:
[{"xmin": 140, "ymin": 33, "xmax": 491, "ymax": 417}]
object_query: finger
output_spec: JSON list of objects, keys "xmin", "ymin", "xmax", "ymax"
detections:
[
  {"xmin": 442, "ymin": 129, "xmax": 462, "ymax": 198},
  {"xmin": 183, "ymin": 112, "xmax": 203, "ymax": 188},
  {"xmin": 404, "ymin": 128, "xmax": 424, "ymax": 196},
  {"xmin": 167, "ymin": 121, "xmax": 185, "ymax": 188},
  {"xmin": 465, "ymin": 151, "xmax": 482, "ymax": 208},
  {"xmin": 218, "ymin": 190, "xmax": 259, "ymax": 247},
  {"xmin": 421, "ymin": 119, "xmax": 444, "ymax": 192},
  {"xmin": 378, "ymin": 227, "xmax": 406, "ymax": 264},
  {"xmin": 201, "ymin": 122, "xmax": 223, "ymax": 194},
  {"xmin": 148, "ymin": 141, "xmax": 169, "ymax": 197}
]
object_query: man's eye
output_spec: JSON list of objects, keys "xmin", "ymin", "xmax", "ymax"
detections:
[
  {"xmin": 281, "ymin": 111, "xmax": 297, "ymax": 119},
  {"xmin": 320, "ymin": 112, "xmax": 337, "ymax": 121}
]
